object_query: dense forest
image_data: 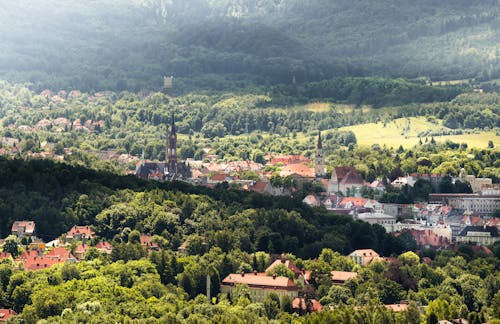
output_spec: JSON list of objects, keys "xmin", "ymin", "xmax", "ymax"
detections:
[{"xmin": 0, "ymin": 0, "xmax": 499, "ymax": 92}]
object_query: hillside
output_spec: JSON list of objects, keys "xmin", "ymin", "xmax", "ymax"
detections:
[{"xmin": 0, "ymin": 0, "xmax": 498, "ymax": 91}]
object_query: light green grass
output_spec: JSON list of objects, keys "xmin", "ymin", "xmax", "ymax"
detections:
[{"xmin": 339, "ymin": 117, "xmax": 498, "ymax": 148}]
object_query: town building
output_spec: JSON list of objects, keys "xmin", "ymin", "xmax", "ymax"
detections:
[
  {"xmin": 330, "ymin": 271, "xmax": 358, "ymax": 285},
  {"xmin": 221, "ymin": 272, "xmax": 299, "ymax": 302},
  {"xmin": 11, "ymin": 221, "xmax": 36, "ymax": 240},
  {"xmin": 291, "ymin": 298, "xmax": 323, "ymax": 313},
  {"xmin": 0, "ymin": 309, "xmax": 17, "ymax": 322},
  {"xmin": 456, "ymin": 226, "xmax": 499, "ymax": 245},
  {"xmin": 328, "ymin": 167, "xmax": 366, "ymax": 195},
  {"xmin": 348, "ymin": 249, "xmax": 381, "ymax": 267},
  {"xmin": 314, "ymin": 132, "xmax": 326, "ymax": 178},
  {"xmin": 65, "ymin": 225, "xmax": 96, "ymax": 242},
  {"xmin": 429, "ymin": 193, "xmax": 500, "ymax": 216}
]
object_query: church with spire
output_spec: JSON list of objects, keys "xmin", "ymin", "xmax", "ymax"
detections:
[
  {"xmin": 136, "ymin": 111, "xmax": 189, "ymax": 181},
  {"xmin": 315, "ymin": 132, "xmax": 326, "ymax": 178}
]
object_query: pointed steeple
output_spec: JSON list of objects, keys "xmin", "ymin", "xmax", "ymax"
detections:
[
  {"xmin": 317, "ymin": 132, "xmax": 322, "ymax": 150},
  {"xmin": 141, "ymin": 149, "xmax": 145, "ymax": 167},
  {"xmin": 170, "ymin": 111, "xmax": 176, "ymax": 134}
]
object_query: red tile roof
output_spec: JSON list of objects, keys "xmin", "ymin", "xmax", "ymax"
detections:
[
  {"xmin": 222, "ymin": 273, "xmax": 298, "ymax": 290},
  {"xmin": 0, "ymin": 252, "xmax": 12, "ymax": 260},
  {"xmin": 0, "ymin": 309, "xmax": 17, "ymax": 322},
  {"xmin": 140, "ymin": 235, "xmax": 159, "ymax": 250},
  {"xmin": 338, "ymin": 197, "xmax": 368, "ymax": 208},
  {"xmin": 95, "ymin": 241, "xmax": 113, "ymax": 254},
  {"xmin": 266, "ymin": 258, "xmax": 302, "ymax": 276},
  {"xmin": 66, "ymin": 225, "xmax": 96, "ymax": 240},
  {"xmin": 210, "ymin": 173, "xmax": 228, "ymax": 182},
  {"xmin": 280, "ymin": 164, "xmax": 315, "ymax": 178},
  {"xmin": 251, "ymin": 181, "xmax": 269, "ymax": 194},
  {"xmin": 292, "ymin": 298, "xmax": 323, "ymax": 312}
]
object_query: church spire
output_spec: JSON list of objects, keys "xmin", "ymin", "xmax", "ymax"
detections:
[
  {"xmin": 315, "ymin": 131, "xmax": 325, "ymax": 178},
  {"xmin": 166, "ymin": 111, "xmax": 178, "ymax": 177}
]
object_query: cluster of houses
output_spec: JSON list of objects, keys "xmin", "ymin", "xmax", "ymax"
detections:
[{"xmin": 0, "ymin": 221, "xmax": 159, "ymax": 272}]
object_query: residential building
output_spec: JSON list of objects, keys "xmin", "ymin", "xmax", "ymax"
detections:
[
  {"xmin": 66, "ymin": 225, "xmax": 96, "ymax": 242},
  {"xmin": 330, "ymin": 271, "xmax": 358, "ymax": 285},
  {"xmin": 0, "ymin": 309, "xmax": 17, "ymax": 322},
  {"xmin": 291, "ymin": 298, "xmax": 323, "ymax": 313},
  {"xmin": 11, "ymin": 221, "xmax": 36, "ymax": 239},
  {"xmin": 348, "ymin": 249, "xmax": 381, "ymax": 267},
  {"xmin": 328, "ymin": 167, "xmax": 366, "ymax": 195},
  {"xmin": 356, "ymin": 212, "xmax": 396, "ymax": 232},
  {"xmin": 221, "ymin": 272, "xmax": 299, "ymax": 302},
  {"xmin": 429, "ymin": 193, "xmax": 500, "ymax": 216},
  {"xmin": 456, "ymin": 226, "xmax": 499, "ymax": 245}
]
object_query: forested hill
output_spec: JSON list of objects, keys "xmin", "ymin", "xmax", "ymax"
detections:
[
  {"xmin": 0, "ymin": 0, "xmax": 498, "ymax": 92},
  {"xmin": 0, "ymin": 157, "xmax": 411, "ymax": 258}
]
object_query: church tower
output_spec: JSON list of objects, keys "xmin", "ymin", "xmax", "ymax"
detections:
[
  {"xmin": 315, "ymin": 132, "xmax": 326, "ymax": 177},
  {"xmin": 166, "ymin": 111, "xmax": 177, "ymax": 176}
]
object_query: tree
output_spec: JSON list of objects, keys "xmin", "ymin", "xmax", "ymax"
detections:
[{"xmin": 3, "ymin": 235, "xmax": 19, "ymax": 257}]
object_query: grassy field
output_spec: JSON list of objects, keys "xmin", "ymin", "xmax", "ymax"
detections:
[{"xmin": 338, "ymin": 117, "xmax": 498, "ymax": 149}]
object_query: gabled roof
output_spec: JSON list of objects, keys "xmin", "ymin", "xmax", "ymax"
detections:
[
  {"xmin": 338, "ymin": 197, "xmax": 368, "ymax": 208},
  {"xmin": 265, "ymin": 258, "xmax": 302, "ymax": 276},
  {"xmin": 95, "ymin": 241, "xmax": 113, "ymax": 254},
  {"xmin": 331, "ymin": 271, "xmax": 358, "ymax": 282},
  {"xmin": 222, "ymin": 273, "xmax": 298, "ymax": 290},
  {"xmin": 251, "ymin": 181, "xmax": 269, "ymax": 194},
  {"xmin": 280, "ymin": 164, "xmax": 315, "ymax": 178},
  {"xmin": 66, "ymin": 225, "xmax": 96, "ymax": 239},
  {"xmin": 292, "ymin": 298, "xmax": 323, "ymax": 312},
  {"xmin": 0, "ymin": 309, "xmax": 17, "ymax": 322}
]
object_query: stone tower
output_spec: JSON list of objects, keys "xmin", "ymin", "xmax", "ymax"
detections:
[
  {"xmin": 166, "ymin": 111, "xmax": 177, "ymax": 176},
  {"xmin": 315, "ymin": 132, "xmax": 326, "ymax": 177}
]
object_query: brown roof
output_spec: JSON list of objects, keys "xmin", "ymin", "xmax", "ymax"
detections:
[
  {"xmin": 251, "ymin": 181, "xmax": 269, "ymax": 194},
  {"xmin": 338, "ymin": 197, "xmax": 368, "ymax": 208},
  {"xmin": 280, "ymin": 164, "xmax": 315, "ymax": 178},
  {"xmin": 210, "ymin": 173, "xmax": 228, "ymax": 182},
  {"xmin": 222, "ymin": 273, "xmax": 298, "ymax": 290},
  {"xmin": 331, "ymin": 271, "xmax": 358, "ymax": 282}
]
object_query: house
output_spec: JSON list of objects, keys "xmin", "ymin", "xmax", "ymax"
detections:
[
  {"xmin": 330, "ymin": 271, "xmax": 358, "ymax": 285},
  {"xmin": 328, "ymin": 167, "xmax": 366, "ymax": 195},
  {"xmin": 11, "ymin": 221, "xmax": 36, "ymax": 239},
  {"xmin": 20, "ymin": 248, "xmax": 74, "ymax": 271},
  {"xmin": 407, "ymin": 229, "xmax": 450, "ymax": 248},
  {"xmin": 140, "ymin": 235, "xmax": 160, "ymax": 252},
  {"xmin": 221, "ymin": 272, "xmax": 299, "ymax": 302},
  {"xmin": 429, "ymin": 193, "xmax": 500, "ymax": 216},
  {"xmin": 348, "ymin": 249, "xmax": 381, "ymax": 267},
  {"xmin": 66, "ymin": 225, "xmax": 96, "ymax": 242},
  {"xmin": 0, "ymin": 252, "xmax": 12, "ymax": 261},
  {"xmin": 455, "ymin": 226, "xmax": 499, "ymax": 245},
  {"xmin": 0, "ymin": 309, "xmax": 17, "ymax": 322},
  {"xmin": 74, "ymin": 244, "xmax": 90, "ymax": 260},
  {"xmin": 356, "ymin": 212, "xmax": 397, "ymax": 232},
  {"xmin": 303, "ymin": 195, "xmax": 321, "ymax": 207},
  {"xmin": 291, "ymin": 298, "xmax": 323, "ymax": 313},
  {"xmin": 265, "ymin": 255, "xmax": 309, "ymax": 282},
  {"xmin": 95, "ymin": 241, "xmax": 113, "ymax": 254}
]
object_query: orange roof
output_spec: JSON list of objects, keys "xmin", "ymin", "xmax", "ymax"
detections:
[
  {"xmin": 251, "ymin": 181, "xmax": 269, "ymax": 194},
  {"xmin": 140, "ymin": 235, "xmax": 159, "ymax": 250},
  {"xmin": 266, "ymin": 258, "xmax": 302, "ymax": 276},
  {"xmin": 339, "ymin": 197, "xmax": 368, "ymax": 208},
  {"xmin": 385, "ymin": 304, "xmax": 409, "ymax": 312},
  {"xmin": 0, "ymin": 309, "xmax": 17, "ymax": 322},
  {"xmin": 280, "ymin": 164, "xmax": 315, "ymax": 178},
  {"xmin": 292, "ymin": 298, "xmax": 323, "ymax": 312},
  {"xmin": 95, "ymin": 241, "xmax": 113, "ymax": 254},
  {"xmin": 268, "ymin": 155, "xmax": 310, "ymax": 165},
  {"xmin": 0, "ymin": 252, "xmax": 12, "ymax": 260},
  {"xmin": 222, "ymin": 273, "xmax": 298, "ymax": 290},
  {"xmin": 331, "ymin": 271, "xmax": 358, "ymax": 282},
  {"xmin": 66, "ymin": 225, "xmax": 96, "ymax": 239}
]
